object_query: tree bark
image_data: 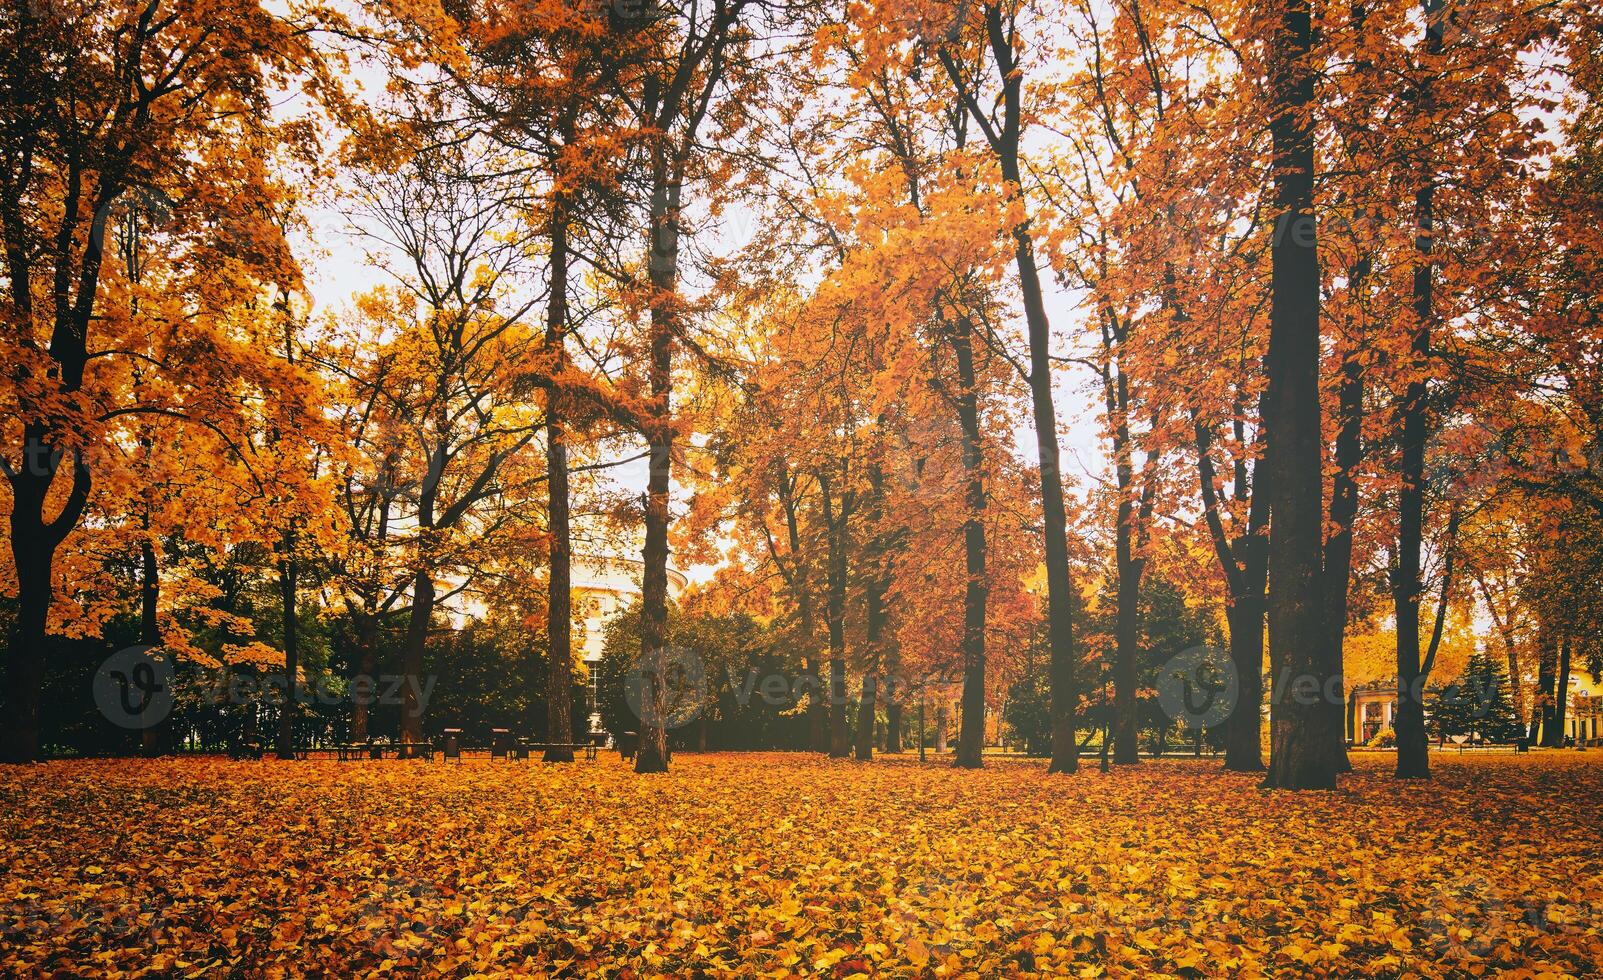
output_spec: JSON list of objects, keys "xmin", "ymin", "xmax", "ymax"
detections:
[
  {"xmin": 2, "ymin": 425, "xmax": 89, "ymax": 763},
  {"xmin": 1103, "ymin": 320, "xmax": 1146, "ymax": 767},
  {"xmin": 884, "ymin": 645, "xmax": 904, "ymax": 753},
  {"xmin": 635, "ymin": 146, "xmax": 679, "ymax": 775},
  {"xmin": 855, "ymin": 675, "xmax": 876, "ymax": 761},
  {"xmin": 1324, "ymin": 345, "xmax": 1365, "ymax": 775},
  {"xmin": 1262, "ymin": 0, "xmax": 1340, "ymax": 789},
  {"xmin": 1393, "ymin": 0, "xmax": 1445, "ymax": 782},
  {"xmin": 1223, "ymin": 595, "xmax": 1266, "ymax": 771},
  {"xmin": 952, "ymin": 318, "xmax": 988, "ymax": 770},
  {"xmin": 399, "ymin": 569, "xmax": 434, "ymax": 755},
  {"xmin": 1553, "ymin": 635, "xmax": 1572, "ymax": 746},
  {"xmin": 350, "ymin": 609, "xmax": 379, "ymax": 742},
  {"xmin": 941, "ymin": 6, "xmax": 1077, "ymax": 772},
  {"xmin": 773, "ymin": 462, "xmax": 825, "ymax": 752},
  {"xmin": 138, "ymin": 537, "xmax": 171, "ymax": 757},
  {"xmin": 275, "ymin": 532, "xmax": 300, "ymax": 760},
  {"xmin": 1536, "ymin": 623, "xmax": 1559, "ymax": 746},
  {"xmin": 820, "ymin": 472, "xmax": 851, "ymax": 759},
  {"xmin": 544, "ymin": 187, "xmax": 575, "ymax": 764},
  {"xmin": 1195, "ymin": 406, "xmax": 1269, "ymax": 772}
]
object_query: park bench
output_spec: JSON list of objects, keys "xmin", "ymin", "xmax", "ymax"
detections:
[
  {"xmin": 227, "ymin": 738, "xmax": 266, "ymax": 761},
  {"xmin": 510, "ymin": 739, "xmax": 599, "ymax": 761}
]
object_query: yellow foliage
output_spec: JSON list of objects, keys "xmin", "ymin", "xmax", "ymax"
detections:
[{"xmin": 2, "ymin": 754, "xmax": 1600, "ymax": 977}]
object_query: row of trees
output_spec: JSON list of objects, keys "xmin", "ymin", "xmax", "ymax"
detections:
[
  {"xmin": 3, "ymin": 0, "xmax": 1601, "ymax": 785},
  {"xmin": 681, "ymin": 0, "xmax": 1603, "ymax": 785}
]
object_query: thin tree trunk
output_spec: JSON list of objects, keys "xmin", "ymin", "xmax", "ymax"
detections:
[
  {"xmin": 953, "ymin": 318, "xmax": 988, "ymax": 770},
  {"xmin": 820, "ymin": 472, "xmax": 851, "ymax": 759},
  {"xmin": 350, "ymin": 609, "xmax": 379, "ymax": 741},
  {"xmin": 635, "ymin": 148, "xmax": 680, "ymax": 775},
  {"xmin": 1262, "ymin": 0, "xmax": 1340, "ymax": 789},
  {"xmin": 1394, "ymin": 0, "xmax": 1444, "ymax": 781},
  {"xmin": 1195, "ymin": 408, "xmax": 1269, "ymax": 772},
  {"xmin": 774, "ymin": 463, "xmax": 826, "ymax": 753},
  {"xmin": 544, "ymin": 187, "xmax": 575, "ymax": 764},
  {"xmin": 856, "ymin": 516, "xmax": 888, "ymax": 762},
  {"xmin": 139, "ymin": 537, "xmax": 170, "ymax": 757},
  {"xmin": 1484, "ymin": 592, "xmax": 1526, "ymax": 729},
  {"xmin": 884, "ymin": 644, "xmax": 903, "ymax": 753},
  {"xmin": 1504, "ymin": 631, "xmax": 1525, "ymax": 730},
  {"xmin": 275, "ymin": 532, "xmax": 300, "ymax": 760},
  {"xmin": 1112, "ymin": 531, "xmax": 1142, "ymax": 765},
  {"xmin": 1324, "ymin": 344, "xmax": 1365, "ymax": 774},
  {"xmin": 940, "ymin": 9, "xmax": 1077, "ymax": 772},
  {"xmin": 1553, "ymin": 635, "xmax": 1572, "ymax": 746},
  {"xmin": 1100, "ymin": 312, "xmax": 1148, "ymax": 767},
  {"xmin": 1536, "ymin": 623, "xmax": 1559, "ymax": 746},
  {"xmin": 400, "ymin": 569, "xmax": 434, "ymax": 755}
]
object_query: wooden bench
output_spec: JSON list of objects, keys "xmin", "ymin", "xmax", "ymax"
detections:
[{"xmin": 513, "ymin": 740, "xmax": 599, "ymax": 761}]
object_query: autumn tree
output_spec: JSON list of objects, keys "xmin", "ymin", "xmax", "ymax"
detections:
[
  {"xmin": 338, "ymin": 138, "xmax": 547, "ymax": 753},
  {"xmin": 0, "ymin": 0, "xmax": 335, "ymax": 762},
  {"xmin": 920, "ymin": 0, "xmax": 1083, "ymax": 772}
]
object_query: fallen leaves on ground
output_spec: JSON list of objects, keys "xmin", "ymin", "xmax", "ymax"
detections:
[{"xmin": 1, "ymin": 752, "xmax": 1600, "ymax": 977}]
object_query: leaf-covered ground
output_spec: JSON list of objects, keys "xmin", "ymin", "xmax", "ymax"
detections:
[{"xmin": 2, "ymin": 752, "xmax": 1600, "ymax": 978}]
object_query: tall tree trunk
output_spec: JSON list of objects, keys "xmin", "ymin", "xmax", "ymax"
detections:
[
  {"xmin": 1195, "ymin": 406, "xmax": 1269, "ymax": 772},
  {"xmin": 1504, "ymin": 631, "xmax": 1525, "ymax": 730},
  {"xmin": 953, "ymin": 318, "xmax": 988, "ymax": 770},
  {"xmin": 350, "ymin": 608, "xmax": 379, "ymax": 741},
  {"xmin": 544, "ymin": 188, "xmax": 575, "ymax": 764},
  {"xmin": 940, "ymin": 9, "xmax": 1077, "ymax": 772},
  {"xmin": 635, "ymin": 148, "xmax": 680, "ymax": 775},
  {"xmin": 1324, "ymin": 344, "xmax": 1365, "ymax": 775},
  {"xmin": 1262, "ymin": 0, "xmax": 1340, "ymax": 789},
  {"xmin": 856, "ymin": 462, "xmax": 894, "ymax": 762},
  {"xmin": 1112, "ymin": 526, "xmax": 1142, "ymax": 765},
  {"xmin": 855, "ymin": 675, "xmax": 876, "ymax": 761},
  {"xmin": 1105, "ymin": 340, "xmax": 1145, "ymax": 766},
  {"xmin": 1553, "ymin": 635, "xmax": 1572, "ymax": 746},
  {"xmin": 1393, "ymin": 0, "xmax": 1444, "ymax": 781},
  {"xmin": 139, "ymin": 537, "xmax": 170, "ymax": 757},
  {"xmin": 821, "ymin": 473, "xmax": 851, "ymax": 759},
  {"xmin": 1, "ymin": 428, "xmax": 88, "ymax": 763},
  {"xmin": 856, "ymin": 525, "xmax": 887, "ymax": 763},
  {"xmin": 275, "ymin": 533, "xmax": 300, "ymax": 760},
  {"xmin": 4, "ymin": 539, "xmax": 51, "ymax": 764},
  {"xmin": 1223, "ymin": 590, "xmax": 1266, "ymax": 771},
  {"xmin": 1019, "ymin": 213, "xmax": 1078, "ymax": 775},
  {"xmin": 400, "ymin": 569, "xmax": 434, "ymax": 755},
  {"xmin": 1495, "ymin": 619, "xmax": 1525, "ymax": 730},
  {"xmin": 775, "ymin": 463, "xmax": 826, "ymax": 753},
  {"xmin": 884, "ymin": 644, "xmax": 903, "ymax": 753},
  {"xmin": 1536, "ymin": 623, "xmax": 1559, "ymax": 746}
]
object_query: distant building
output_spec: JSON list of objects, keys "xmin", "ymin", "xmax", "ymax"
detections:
[
  {"xmin": 1349, "ymin": 671, "xmax": 1603, "ymax": 746},
  {"xmin": 1565, "ymin": 673, "xmax": 1602, "ymax": 745},
  {"xmin": 572, "ymin": 557, "xmax": 688, "ymax": 732}
]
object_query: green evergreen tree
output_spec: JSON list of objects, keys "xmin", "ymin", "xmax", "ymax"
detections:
[{"xmin": 1433, "ymin": 651, "xmax": 1522, "ymax": 743}]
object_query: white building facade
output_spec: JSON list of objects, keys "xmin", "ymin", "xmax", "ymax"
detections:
[{"xmin": 572, "ymin": 557, "xmax": 688, "ymax": 732}]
